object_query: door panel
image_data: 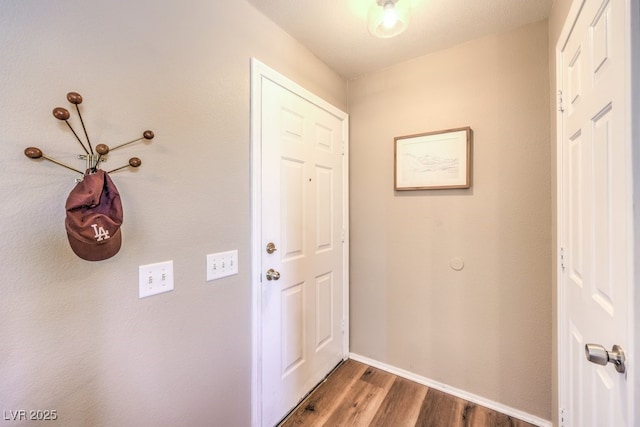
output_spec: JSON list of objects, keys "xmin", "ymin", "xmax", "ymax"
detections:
[
  {"xmin": 281, "ymin": 282, "xmax": 304, "ymax": 375},
  {"xmin": 315, "ymin": 166, "xmax": 333, "ymax": 251},
  {"xmin": 281, "ymin": 158, "xmax": 305, "ymax": 259},
  {"xmin": 315, "ymin": 272, "xmax": 333, "ymax": 349}
]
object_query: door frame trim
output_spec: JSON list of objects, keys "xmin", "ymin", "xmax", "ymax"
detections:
[
  {"xmin": 249, "ymin": 58, "xmax": 350, "ymax": 427},
  {"xmin": 555, "ymin": 0, "xmax": 638, "ymax": 423},
  {"xmin": 630, "ymin": 0, "xmax": 639, "ymax": 419},
  {"xmin": 555, "ymin": 2, "xmax": 585, "ymax": 421}
]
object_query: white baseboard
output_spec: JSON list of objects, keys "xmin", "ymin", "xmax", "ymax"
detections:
[{"xmin": 349, "ymin": 353, "xmax": 552, "ymax": 427}]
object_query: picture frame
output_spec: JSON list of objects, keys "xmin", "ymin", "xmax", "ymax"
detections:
[{"xmin": 394, "ymin": 127, "xmax": 472, "ymax": 190}]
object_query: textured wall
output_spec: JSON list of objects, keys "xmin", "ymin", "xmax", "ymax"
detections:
[
  {"xmin": 0, "ymin": 1, "xmax": 346, "ymax": 425},
  {"xmin": 348, "ymin": 21, "xmax": 552, "ymax": 420}
]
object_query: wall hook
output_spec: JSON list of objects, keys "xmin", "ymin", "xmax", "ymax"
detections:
[
  {"xmin": 24, "ymin": 146, "xmax": 84, "ymax": 175},
  {"xmin": 108, "ymin": 157, "xmax": 142, "ymax": 174},
  {"xmin": 24, "ymin": 91, "xmax": 155, "ymax": 177}
]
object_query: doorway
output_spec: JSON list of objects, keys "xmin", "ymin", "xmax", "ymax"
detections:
[{"xmin": 250, "ymin": 58, "xmax": 350, "ymax": 427}]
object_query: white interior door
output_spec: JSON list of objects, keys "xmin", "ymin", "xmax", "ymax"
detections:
[
  {"xmin": 557, "ymin": 0, "xmax": 634, "ymax": 425},
  {"xmin": 251, "ymin": 59, "xmax": 349, "ymax": 427}
]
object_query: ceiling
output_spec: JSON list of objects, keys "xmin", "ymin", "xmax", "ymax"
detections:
[{"xmin": 246, "ymin": 0, "xmax": 553, "ymax": 79}]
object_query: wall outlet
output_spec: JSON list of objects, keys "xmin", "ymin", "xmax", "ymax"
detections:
[
  {"xmin": 206, "ymin": 250, "xmax": 238, "ymax": 281},
  {"xmin": 139, "ymin": 260, "xmax": 174, "ymax": 298}
]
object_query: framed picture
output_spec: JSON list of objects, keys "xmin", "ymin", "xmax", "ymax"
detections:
[{"xmin": 394, "ymin": 127, "xmax": 472, "ymax": 190}]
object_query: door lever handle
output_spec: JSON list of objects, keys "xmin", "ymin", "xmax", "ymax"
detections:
[
  {"xmin": 266, "ymin": 242, "xmax": 277, "ymax": 254},
  {"xmin": 585, "ymin": 343, "xmax": 626, "ymax": 373}
]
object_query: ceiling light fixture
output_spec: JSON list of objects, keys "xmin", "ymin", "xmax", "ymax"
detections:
[{"xmin": 368, "ymin": 0, "xmax": 410, "ymax": 38}]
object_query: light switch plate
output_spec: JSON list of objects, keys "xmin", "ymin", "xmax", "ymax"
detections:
[
  {"xmin": 206, "ymin": 250, "xmax": 238, "ymax": 281},
  {"xmin": 139, "ymin": 260, "xmax": 174, "ymax": 298}
]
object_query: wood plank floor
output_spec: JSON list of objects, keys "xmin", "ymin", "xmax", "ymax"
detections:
[{"xmin": 279, "ymin": 359, "xmax": 538, "ymax": 427}]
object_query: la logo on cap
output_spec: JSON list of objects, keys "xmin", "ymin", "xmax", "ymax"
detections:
[{"xmin": 91, "ymin": 224, "xmax": 110, "ymax": 242}]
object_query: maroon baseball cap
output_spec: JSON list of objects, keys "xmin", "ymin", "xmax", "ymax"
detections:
[{"xmin": 65, "ymin": 170, "xmax": 123, "ymax": 261}]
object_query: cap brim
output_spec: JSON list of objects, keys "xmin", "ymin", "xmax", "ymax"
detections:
[{"xmin": 67, "ymin": 227, "xmax": 122, "ymax": 261}]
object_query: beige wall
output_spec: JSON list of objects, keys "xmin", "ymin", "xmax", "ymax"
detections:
[
  {"xmin": 348, "ymin": 20, "xmax": 552, "ymax": 420},
  {"xmin": 0, "ymin": 1, "xmax": 346, "ymax": 425}
]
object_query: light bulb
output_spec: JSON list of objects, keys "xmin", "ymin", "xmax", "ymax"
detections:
[
  {"xmin": 382, "ymin": 2, "xmax": 398, "ymax": 29},
  {"xmin": 368, "ymin": 0, "xmax": 410, "ymax": 38}
]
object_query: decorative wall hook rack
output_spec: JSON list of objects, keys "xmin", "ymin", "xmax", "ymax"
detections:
[
  {"xmin": 23, "ymin": 91, "xmax": 156, "ymax": 261},
  {"xmin": 24, "ymin": 91, "xmax": 154, "ymax": 178}
]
